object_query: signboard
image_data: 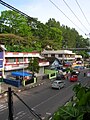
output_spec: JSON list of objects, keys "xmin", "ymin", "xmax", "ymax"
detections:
[{"xmin": 0, "ymin": 52, "xmax": 3, "ymax": 68}]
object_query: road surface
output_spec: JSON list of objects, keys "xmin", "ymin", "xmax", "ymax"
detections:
[{"xmin": 0, "ymin": 70, "xmax": 90, "ymax": 120}]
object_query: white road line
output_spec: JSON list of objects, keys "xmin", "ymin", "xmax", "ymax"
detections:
[
  {"xmin": 32, "ymin": 83, "xmax": 74, "ymax": 109},
  {"xmin": 16, "ymin": 111, "xmax": 25, "ymax": 115},
  {"xmin": 46, "ymin": 112, "xmax": 51, "ymax": 115},
  {"xmin": 0, "ymin": 104, "xmax": 8, "ymax": 112},
  {"xmin": 14, "ymin": 111, "xmax": 26, "ymax": 120}
]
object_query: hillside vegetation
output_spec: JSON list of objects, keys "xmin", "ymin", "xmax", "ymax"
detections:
[{"xmin": 0, "ymin": 10, "xmax": 89, "ymax": 52}]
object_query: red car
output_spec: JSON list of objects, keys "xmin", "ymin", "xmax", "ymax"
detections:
[{"xmin": 70, "ymin": 75, "xmax": 78, "ymax": 82}]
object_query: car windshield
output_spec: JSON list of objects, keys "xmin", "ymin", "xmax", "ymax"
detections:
[
  {"xmin": 53, "ymin": 81, "xmax": 58, "ymax": 84},
  {"xmin": 53, "ymin": 81, "xmax": 63, "ymax": 84}
]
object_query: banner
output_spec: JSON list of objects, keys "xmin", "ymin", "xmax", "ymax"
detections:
[{"xmin": 0, "ymin": 52, "xmax": 3, "ymax": 68}]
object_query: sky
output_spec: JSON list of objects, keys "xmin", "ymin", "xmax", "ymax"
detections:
[{"xmin": 0, "ymin": 0, "xmax": 90, "ymax": 38}]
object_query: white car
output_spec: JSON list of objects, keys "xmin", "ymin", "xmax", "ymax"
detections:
[{"xmin": 51, "ymin": 80, "xmax": 65, "ymax": 89}]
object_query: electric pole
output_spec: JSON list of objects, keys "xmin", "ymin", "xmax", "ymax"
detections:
[{"xmin": 8, "ymin": 87, "xmax": 13, "ymax": 120}]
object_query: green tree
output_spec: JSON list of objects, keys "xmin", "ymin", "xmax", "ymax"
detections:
[
  {"xmin": 78, "ymin": 51, "xmax": 89, "ymax": 59},
  {"xmin": 46, "ymin": 18, "xmax": 63, "ymax": 49},
  {"xmin": 28, "ymin": 58, "xmax": 40, "ymax": 75},
  {"xmin": 0, "ymin": 10, "xmax": 32, "ymax": 37},
  {"xmin": 48, "ymin": 27, "xmax": 63, "ymax": 49},
  {"xmin": 0, "ymin": 10, "xmax": 89, "ymax": 52},
  {"xmin": 61, "ymin": 26, "xmax": 78, "ymax": 48},
  {"xmin": 46, "ymin": 18, "xmax": 61, "ymax": 28}
]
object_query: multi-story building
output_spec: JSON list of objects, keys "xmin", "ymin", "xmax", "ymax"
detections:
[
  {"xmin": 0, "ymin": 45, "xmax": 49, "ymax": 78},
  {"xmin": 41, "ymin": 50, "xmax": 75, "ymax": 62}
]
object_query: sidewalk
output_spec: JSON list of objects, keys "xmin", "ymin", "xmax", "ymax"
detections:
[{"xmin": 0, "ymin": 78, "xmax": 49, "ymax": 99}]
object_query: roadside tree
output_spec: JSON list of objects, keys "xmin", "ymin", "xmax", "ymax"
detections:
[{"xmin": 28, "ymin": 58, "xmax": 40, "ymax": 76}]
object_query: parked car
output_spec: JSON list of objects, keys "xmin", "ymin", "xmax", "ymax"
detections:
[
  {"xmin": 51, "ymin": 80, "xmax": 65, "ymax": 89},
  {"xmin": 69, "ymin": 75, "xmax": 78, "ymax": 82},
  {"xmin": 73, "ymin": 66, "xmax": 84, "ymax": 72},
  {"xmin": 63, "ymin": 61, "xmax": 72, "ymax": 67},
  {"xmin": 87, "ymin": 72, "xmax": 90, "ymax": 77},
  {"xmin": 71, "ymin": 70, "xmax": 80, "ymax": 76},
  {"xmin": 56, "ymin": 74, "xmax": 65, "ymax": 80}
]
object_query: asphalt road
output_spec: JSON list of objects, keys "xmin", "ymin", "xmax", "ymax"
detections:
[{"xmin": 0, "ymin": 70, "xmax": 90, "ymax": 120}]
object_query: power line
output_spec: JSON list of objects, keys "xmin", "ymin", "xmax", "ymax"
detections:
[
  {"xmin": 62, "ymin": 0, "xmax": 89, "ymax": 32},
  {"xmin": 75, "ymin": 0, "xmax": 90, "ymax": 27},
  {"xmin": 0, "ymin": 0, "xmax": 36, "ymax": 21},
  {"xmin": 48, "ymin": 0, "xmax": 85, "ymax": 34},
  {"xmin": 1, "ymin": 87, "xmax": 42, "ymax": 120},
  {"xmin": 13, "ymin": 91, "xmax": 42, "ymax": 120}
]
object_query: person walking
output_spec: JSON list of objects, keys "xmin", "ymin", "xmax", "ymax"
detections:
[
  {"xmin": 84, "ymin": 72, "xmax": 86, "ymax": 77},
  {"xmin": 66, "ymin": 71, "xmax": 68, "ymax": 80}
]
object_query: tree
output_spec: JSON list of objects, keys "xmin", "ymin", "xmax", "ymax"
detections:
[
  {"xmin": 0, "ymin": 10, "xmax": 89, "ymax": 52},
  {"xmin": 46, "ymin": 18, "xmax": 61, "ymax": 28},
  {"xmin": 48, "ymin": 27, "xmax": 63, "ymax": 49},
  {"xmin": 0, "ymin": 10, "xmax": 32, "ymax": 37},
  {"xmin": 78, "ymin": 51, "xmax": 89, "ymax": 59},
  {"xmin": 0, "ymin": 33, "xmax": 32, "ymax": 52},
  {"xmin": 61, "ymin": 26, "xmax": 78, "ymax": 48},
  {"xmin": 46, "ymin": 18, "xmax": 63, "ymax": 49},
  {"xmin": 28, "ymin": 58, "xmax": 40, "ymax": 75}
]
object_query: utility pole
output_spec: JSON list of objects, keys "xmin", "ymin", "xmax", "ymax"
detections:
[{"xmin": 8, "ymin": 87, "xmax": 13, "ymax": 120}]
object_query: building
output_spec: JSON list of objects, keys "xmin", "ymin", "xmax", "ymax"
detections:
[
  {"xmin": 41, "ymin": 50, "xmax": 75, "ymax": 62},
  {"xmin": 45, "ymin": 57, "xmax": 62, "ymax": 70},
  {"xmin": 0, "ymin": 45, "xmax": 49, "ymax": 78},
  {"xmin": 0, "ymin": 45, "xmax": 6, "ymax": 78},
  {"xmin": 72, "ymin": 54, "xmax": 83, "ymax": 67}
]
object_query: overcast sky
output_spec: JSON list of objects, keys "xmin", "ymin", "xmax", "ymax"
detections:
[{"xmin": 0, "ymin": 0, "xmax": 90, "ymax": 38}]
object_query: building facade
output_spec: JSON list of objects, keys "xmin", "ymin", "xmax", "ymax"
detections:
[
  {"xmin": 41, "ymin": 50, "xmax": 75, "ymax": 62},
  {"xmin": 0, "ymin": 45, "xmax": 49, "ymax": 78}
]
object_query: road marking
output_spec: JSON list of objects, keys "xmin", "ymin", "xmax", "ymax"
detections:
[
  {"xmin": 13, "ymin": 111, "xmax": 26, "ymax": 120},
  {"xmin": 0, "ymin": 104, "xmax": 8, "ymax": 112},
  {"xmin": 41, "ymin": 116, "xmax": 45, "ymax": 119},
  {"xmin": 32, "ymin": 83, "xmax": 75, "ymax": 109},
  {"xmin": 46, "ymin": 112, "xmax": 51, "ymax": 115}
]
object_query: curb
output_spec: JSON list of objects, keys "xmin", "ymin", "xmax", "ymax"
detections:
[
  {"xmin": 17, "ymin": 82, "xmax": 45, "ymax": 92},
  {"xmin": 0, "ymin": 81, "xmax": 45, "ymax": 99}
]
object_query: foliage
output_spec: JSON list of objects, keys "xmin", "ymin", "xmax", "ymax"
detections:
[
  {"xmin": 77, "ymin": 51, "xmax": 90, "ymax": 59},
  {"xmin": 51, "ymin": 83, "xmax": 90, "ymax": 120},
  {"xmin": 28, "ymin": 57, "xmax": 40, "ymax": 74},
  {"xmin": 0, "ymin": 10, "xmax": 89, "ymax": 52},
  {"xmin": 0, "ymin": 10, "xmax": 32, "ymax": 36}
]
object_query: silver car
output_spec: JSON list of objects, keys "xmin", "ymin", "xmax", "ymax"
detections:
[{"xmin": 51, "ymin": 80, "xmax": 65, "ymax": 89}]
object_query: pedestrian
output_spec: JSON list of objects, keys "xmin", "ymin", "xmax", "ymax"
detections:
[
  {"xmin": 66, "ymin": 71, "xmax": 68, "ymax": 80},
  {"xmin": 84, "ymin": 72, "xmax": 86, "ymax": 77}
]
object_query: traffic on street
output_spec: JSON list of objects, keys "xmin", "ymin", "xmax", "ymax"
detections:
[{"xmin": 0, "ymin": 69, "xmax": 90, "ymax": 120}]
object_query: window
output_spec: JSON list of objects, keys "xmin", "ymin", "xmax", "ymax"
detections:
[
  {"xmin": 44, "ymin": 54, "xmax": 48, "ymax": 57},
  {"xmin": 58, "ymin": 54, "xmax": 62, "ymax": 57},
  {"xmin": 18, "ymin": 58, "xmax": 23, "ymax": 62},
  {"xmin": 51, "ymin": 54, "xmax": 55, "ymax": 57},
  {"xmin": 7, "ymin": 58, "xmax": 16, "ymax": 63}
]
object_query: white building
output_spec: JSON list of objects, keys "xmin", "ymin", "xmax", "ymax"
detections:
[
  {"xmin": 41, "ymin": 50, "xmax": 75, "ymax": 62},
  {"xmin": 0, "ymin": 45, "xmax": 49, "ymax": 77}
]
